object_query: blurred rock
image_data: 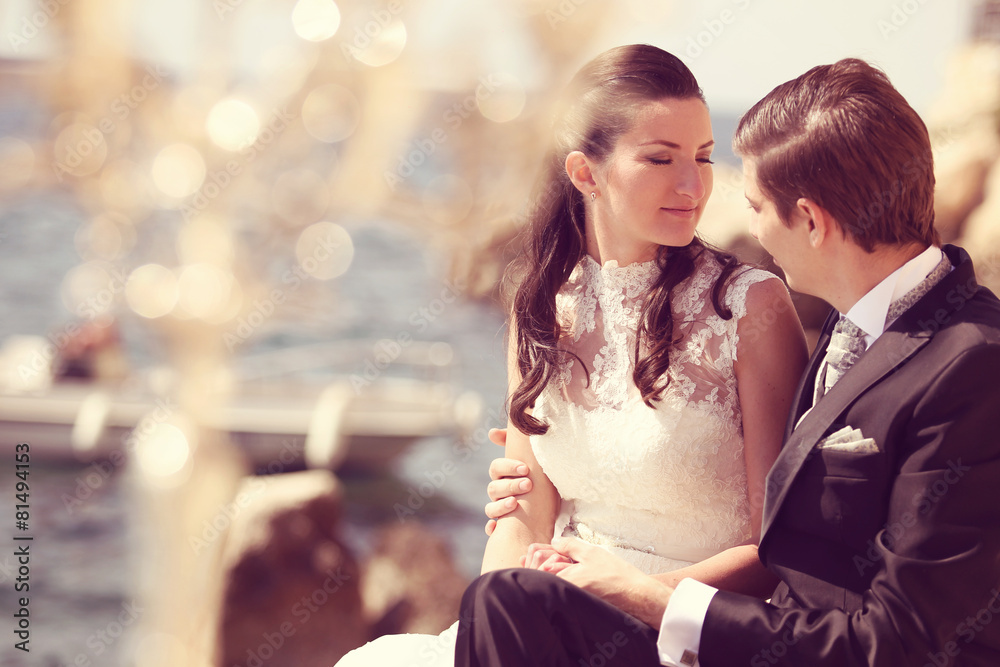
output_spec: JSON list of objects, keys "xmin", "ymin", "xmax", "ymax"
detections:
[
  {"xmin": 361, "ymin": 522, "xmax": 468, "ymax": 637},
  {"xmin": 934, "ymin": 131, "xmax": 999, "ymax": 242},
  {"xmin": 958, "ymin": 158, "xmax": 1000, "ymax": 295},
  {"xmin": 216, "ymin": 470, "xmax": 366, "ymax": 667},
  {"xmin": 925, "ymin": 43, "xmax": 1000, "ymax": 245},
  {"xmin": 925, "ymin": 44, "xmax": 1000, "ymax": 134}
]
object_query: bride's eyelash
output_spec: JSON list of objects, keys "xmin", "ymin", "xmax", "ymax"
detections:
[{"xmin": 647, "ymin": 157, "xmax": 715, "ymax": 165}]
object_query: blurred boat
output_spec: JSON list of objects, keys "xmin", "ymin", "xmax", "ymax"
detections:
[{"xmin": 0, "ymin": 336, "xmax": 483, "ymax": 471}]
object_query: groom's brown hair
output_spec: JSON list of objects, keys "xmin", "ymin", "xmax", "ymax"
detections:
[{"xmin": 734, "ymin": 58, "xmax": 940, "ymax": 252}]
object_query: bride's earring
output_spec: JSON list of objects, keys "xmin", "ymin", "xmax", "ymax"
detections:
[{"xmin": 590, "ymin": 192, "xmax": 597, "ymax": 201}]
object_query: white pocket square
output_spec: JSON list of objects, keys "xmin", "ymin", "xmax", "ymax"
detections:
[{"xmin": 815, "ymin": 426, "xmax": 880, "ymax": 453}]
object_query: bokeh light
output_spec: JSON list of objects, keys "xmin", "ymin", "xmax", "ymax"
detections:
[
  {"xmin": 206, "ymin": 99, "xmax": 260, "ymax": 151},
  {"xmin": 351, "ymin": 20, "xmax": 407, "ymax": 67},
  {"xmin": 292, "ymin": 0, "xmax": 341, "ymax": 42},
  {"xmin": 476, "ymin": 72, "xmax": 526, "ymax": 123},
  {"xmin": 73, "ymin": 212, "xmax": 136, "ymax": 262},
  {"xmin": 295, "ymin": 221, "xmax": 354, "ymax": 279},
  {"xmin": 301, "ymin": 84, "xmax": 360, "ymax": 143},
  {"xmin": 151, "ymin": 144, "xmax": 206, "ymax": 199},
  {"xmin": 125, "ymin": 264, "xmax": 180, "ymax": 319},
  {"xmin": 175, "ymin": 263, "xmax": 235, "ymax": 321},
  {"xmin": 61, "ymin": 262, "xmax": 119, "ymax": 318},
  {"xmin": 133, "ymin": 422, "xmax": 193, "ymax": 487},
  {"xmin": 53, "ymin": 123, "xmax": 107, "ymax": 178}
]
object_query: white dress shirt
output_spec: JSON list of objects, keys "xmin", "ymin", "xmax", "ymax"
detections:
[{"xmin": 656, "ymin": 245, "xmax": 947, "ymax": 667}]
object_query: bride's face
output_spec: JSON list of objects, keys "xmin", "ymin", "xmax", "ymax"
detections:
[{"xmin": 589, "ymin": 97, "xmax": 714, "ymax": 264}]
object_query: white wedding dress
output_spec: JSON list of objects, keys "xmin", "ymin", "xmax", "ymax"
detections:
[{"xmin": 337, "ymin": 250, "xmax": 779, "ymax": 666}]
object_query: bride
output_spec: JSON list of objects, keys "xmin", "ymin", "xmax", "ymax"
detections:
[{"xmin": 337, "ymin": 44, "xmax": 806, "ymax": 666}]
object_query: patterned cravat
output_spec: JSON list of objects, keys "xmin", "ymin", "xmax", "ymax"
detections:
[
  {"xmin": 812, "ymin": 252, "xmax": 954, "ymax": 406},
  {"xmin": 814, "ymin": 316, "xmax": 867, "ymax": 404}
]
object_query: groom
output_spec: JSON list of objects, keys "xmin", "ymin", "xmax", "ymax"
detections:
[{"xmin": 457, "ymin": 59, "xmax": 1000, "ymax": 666}]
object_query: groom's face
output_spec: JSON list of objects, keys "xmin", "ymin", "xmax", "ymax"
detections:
[{"xmin": 743, "ymin": 159, "xmax": 814, "ymax": 293}]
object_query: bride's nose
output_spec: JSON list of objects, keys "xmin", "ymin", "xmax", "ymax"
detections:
[{"xmin": 674, "ymin": 161, "xmax": 706, "ymax": 201}]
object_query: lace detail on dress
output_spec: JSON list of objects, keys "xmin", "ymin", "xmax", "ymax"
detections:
[
  {"xmin": 532, "ymin": 249, "xmax": 781, "ymax": 571},
  {"xmin": 559, "ymin": 257, "xmax": 659, "ymax": 410}
]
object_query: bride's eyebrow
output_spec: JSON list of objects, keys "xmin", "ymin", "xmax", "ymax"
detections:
[{"xmin": 638, "ymin": 139, "xmax": 716, "ymax": 150}]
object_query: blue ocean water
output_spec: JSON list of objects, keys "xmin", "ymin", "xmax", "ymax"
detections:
[{"xmin": 0, "ymin": 199, "xmax": 509, "ymax": 664}]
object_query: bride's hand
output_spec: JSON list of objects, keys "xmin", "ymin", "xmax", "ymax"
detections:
[
  {"xmin": 521, "ymin": 542, "xmax": 575, "ymax": 574},
  {"xmin": 484, "ymin": 428, "xmax": 533, "ymax": 536}
]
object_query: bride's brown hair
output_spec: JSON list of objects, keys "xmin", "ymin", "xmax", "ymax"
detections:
[{"xmin": 507, "ymin": 44, "xmax": 741, "ymax": 436}]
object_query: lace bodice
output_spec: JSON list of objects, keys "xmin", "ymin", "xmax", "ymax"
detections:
[{"xmin": 531, "ymin": 250, "xmax": 780, "ymax": 574}]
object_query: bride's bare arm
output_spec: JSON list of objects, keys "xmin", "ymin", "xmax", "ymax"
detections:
[
  {"xmin": 651, "ymin": 277, "xmax": 807, "ymax": 596},
  {"xmin": 479, "ymin": 331, "xmax": 560, "ymax": 574}
]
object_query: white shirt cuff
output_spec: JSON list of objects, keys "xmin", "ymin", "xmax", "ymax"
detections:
[{"xmin": 657, "ymin": 578, "xmax": 718, "ymax": 667}]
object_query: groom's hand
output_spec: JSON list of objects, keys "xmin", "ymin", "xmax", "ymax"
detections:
[
  {"xmin": 484, "ymin": 427, "xmax": 533, "ymax": 536},
  {"xmin": 550, "ymin": 536, "xmax": 673, "ymax": 629}
]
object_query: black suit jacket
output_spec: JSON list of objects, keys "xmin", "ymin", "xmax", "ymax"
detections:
[{"xmin": 701, "ymin": 245, "xmax": 1000, "ymax": 666}]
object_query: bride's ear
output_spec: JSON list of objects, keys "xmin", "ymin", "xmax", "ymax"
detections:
[{"xmin": 565, "ymin": 151, "xmax": 598, "ymax": 198}]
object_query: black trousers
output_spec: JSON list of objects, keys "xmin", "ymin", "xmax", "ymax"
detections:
[{"xmin": 455, "ymin": 569, "xmax": 663, "ymax": 667}]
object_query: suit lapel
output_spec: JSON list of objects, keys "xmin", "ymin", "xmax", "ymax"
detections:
[
  {"xmin": 784, "ymin": 307, "xmax": 837, "ymax": 443},
  {"xmin": 760, "ymin": 327, "xmax": 933, "ymax": 544}
]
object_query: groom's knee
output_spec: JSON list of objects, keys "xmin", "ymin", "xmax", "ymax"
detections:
[{"xmin": 462, "ymin": 568, "xmax": 561, "ymax": 616}]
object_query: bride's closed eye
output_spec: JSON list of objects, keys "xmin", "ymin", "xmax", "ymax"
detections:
[{"xmin": 646, "ymin": 157, "xmax": 714, "ymax": 166}]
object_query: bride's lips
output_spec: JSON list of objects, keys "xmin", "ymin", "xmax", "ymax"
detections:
[{"xmin": 661, "ymin": 206, "xmax": 699, "ymax": 219}]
